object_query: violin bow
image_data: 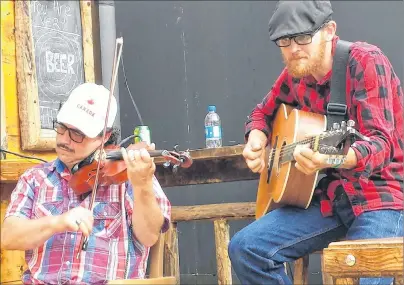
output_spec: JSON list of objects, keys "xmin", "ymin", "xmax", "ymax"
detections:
[{"xmin": 76, "ymin": 37, "xmax": 124, "ymax": 259}]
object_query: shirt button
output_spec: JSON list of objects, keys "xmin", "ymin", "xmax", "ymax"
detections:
[
  {"xmin": 104, "ymin": 211, "xmax": 107, "ymax": 215},
  {"xmin": 71, "ymin": 234, "xmax": 74, "ymax": 239},
  {"xmin": 65, "ymin": 261, "xmax": 70, "ymax": 266}
]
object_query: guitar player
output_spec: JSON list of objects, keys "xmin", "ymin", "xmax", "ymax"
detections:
[{"xmin": 228, "ymin": 1, "xmax": 403, "ymax": 285}]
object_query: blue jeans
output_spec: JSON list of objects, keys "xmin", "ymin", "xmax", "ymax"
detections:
[{"xmin": 228, "ymin": 191, "xmax": 403, "ymax": 285}]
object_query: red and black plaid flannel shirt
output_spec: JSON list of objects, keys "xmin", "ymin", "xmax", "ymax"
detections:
[{"xmin": 245, "ymin": 36, "xmax": 403, "ymax": 217}]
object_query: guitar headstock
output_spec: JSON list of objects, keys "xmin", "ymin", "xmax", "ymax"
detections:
[{"xmin": 316, "ymin": 120, "xmax": 370, "ymax": 155}]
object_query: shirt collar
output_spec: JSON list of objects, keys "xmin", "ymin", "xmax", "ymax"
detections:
[{"xmin": 54, "ymin": 158, "xmax": 72, "ymax": 180}]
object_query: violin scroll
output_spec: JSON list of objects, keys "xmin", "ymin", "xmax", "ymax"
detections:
[{"xmin": 160, "ymin": 146, "xmax": 193, "ymax": 173}]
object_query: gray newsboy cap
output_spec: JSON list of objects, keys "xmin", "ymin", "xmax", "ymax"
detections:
[{"xmin": 268, "ymin": 1, "xmax": 333, "ymax": 41}]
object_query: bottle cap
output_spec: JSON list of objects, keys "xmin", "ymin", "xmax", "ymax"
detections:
[{"xmin": 208, "ymin": 105, "xmax": 216, "ymax": 112}]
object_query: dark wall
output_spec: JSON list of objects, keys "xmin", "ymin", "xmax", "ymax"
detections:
[{"xmin": 115, "ymin": 1, "xmax": 404, "ymax": 284}]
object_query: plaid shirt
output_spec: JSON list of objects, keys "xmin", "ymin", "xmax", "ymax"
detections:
[
  {"xmin": 245, "ymin": 36, "xmax": 403, "ymax": 217},
  {"xmin": 5, "ymin": 158, "xmax": 171, "ymax": 284}
]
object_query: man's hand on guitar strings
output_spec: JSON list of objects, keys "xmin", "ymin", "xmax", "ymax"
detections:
[{"xmin": 293, "ymin": 145, "xmax": 345, "ymax": 175}]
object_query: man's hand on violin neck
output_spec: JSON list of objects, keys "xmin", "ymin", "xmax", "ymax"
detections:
[
  {"xmin": 121, "ymin": 143, "xmax": 156, "ymax": 188},
  {"xmin": 56, "ymin": 206, "xmax": 94, "ymax": 237}
]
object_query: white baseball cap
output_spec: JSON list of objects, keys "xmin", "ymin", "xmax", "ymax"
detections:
[{"xmin": 56, "ymin": 83, "xmax": 117, "ymax": 138}]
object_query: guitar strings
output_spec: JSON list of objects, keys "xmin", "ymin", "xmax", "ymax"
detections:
[
  {"xmin": 267, "ymin": 132, "xmax": 337, "ymax": 162},
  {"xmin": 268, "ymin": 131, "xmax": 337, "ymax": 158}
]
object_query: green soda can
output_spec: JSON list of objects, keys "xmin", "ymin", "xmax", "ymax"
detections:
[{"xmin": 134, "ymin": 125, "xmax": 151, "ymax": 145}]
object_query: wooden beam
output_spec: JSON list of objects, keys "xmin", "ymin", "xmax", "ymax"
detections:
[
  {"xmin": 214, "ymin": 219, "xmax": 232, "ymax": 285},
  {"xmin": 154, "ymin": 145, "xmax": 258, "ymax": 187},
  {"xmin": 0, "ymin": 159, "xmax": 38, "ymax": 182},
  {"xmin": 1, "ymin": 145, "xmax": 257, "ymax": 186},
  {"xmin": 171, "ymin": 202, "xmax": 255, "ymax": 222}
]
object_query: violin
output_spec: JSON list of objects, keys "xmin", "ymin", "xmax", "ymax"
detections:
[{"xmin": 69, "ymin": 141, "xmax": 192, "ymax": 195}]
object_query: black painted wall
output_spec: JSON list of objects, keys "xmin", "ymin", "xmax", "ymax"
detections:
[{"xmin": 115, "ymin": 1, "xmax": 404, "ymax": 284}]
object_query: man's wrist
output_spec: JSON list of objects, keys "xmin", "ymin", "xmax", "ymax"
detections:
[
  {"xmin": 50, "ymin": 215, "xmax": 62, "ymax": 234},
  {"xmin": 249, "ymin": 129, "xmax": 268, "ymax": 146},
  {"xmin": 132, "ymin": 179, "xmax": 154, "ymax": 195}
]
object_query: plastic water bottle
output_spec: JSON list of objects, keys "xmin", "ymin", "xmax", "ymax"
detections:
[{"xmin": 205, "ymin": 105, "xmax": 222, "ymax": 148}]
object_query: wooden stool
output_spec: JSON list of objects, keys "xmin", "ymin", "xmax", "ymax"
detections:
[{"xmin": 321, "ymin": 237, "xmax": 403, "ymax": 285}]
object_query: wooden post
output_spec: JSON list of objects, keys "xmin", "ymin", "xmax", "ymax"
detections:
[
  {"xmin": 293, "ymin": 255, "xmax": 309, "ymax": 285},
  {"xmin": 213, "ymin": 219, "xmax": 232, "ymax": 285},
  {"xmin": 0, "ymin": 200, "xmax": 26, "ymax": 284},
  {"xmin": 1, "ymin": 42, "xmax": 6, "ymax": 153},
  {"xmin": 164, "ymin": 222, "xmax": 180, "ymax": 285}
]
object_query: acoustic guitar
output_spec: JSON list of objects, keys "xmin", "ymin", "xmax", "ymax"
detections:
[{"xmin": 255, "ymin": 103, "xmax": 369, "ymax": 219}]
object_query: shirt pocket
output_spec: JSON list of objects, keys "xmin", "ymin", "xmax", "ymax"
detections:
[
  {"xmin": 92, "ymin": 202, "xmax": 122, "ymax": 239},
  {"xmin": 32, "ymin": 200, "xmax": 65, "ymax": 219}
]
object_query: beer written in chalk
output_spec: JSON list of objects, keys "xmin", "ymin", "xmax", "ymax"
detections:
[{"xmin": 134, "ymin": 126, "xmax": 151, "ymax": 145}]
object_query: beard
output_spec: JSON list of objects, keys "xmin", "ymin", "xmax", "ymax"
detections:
[{"xmin": 282, "ymin": 41, "xmax": 326, "ymax": 78}]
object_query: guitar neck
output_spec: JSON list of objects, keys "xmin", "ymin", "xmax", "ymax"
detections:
[{"xmin": 279, "ymin": 136, "xmax": 317, "ymax": 164}]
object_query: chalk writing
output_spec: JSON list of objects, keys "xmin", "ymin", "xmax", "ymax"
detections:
[{"xmin": 30, "ymin": 0, "xmax": 84, "ymax": 129}]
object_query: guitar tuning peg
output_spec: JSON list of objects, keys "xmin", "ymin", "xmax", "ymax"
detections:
[
  {"xmin": 340, "ymin": 121, "xmax": 347, "ymax": 129},
  {"xmin": 333, "ymin": 123, "xmax": 340, "ymax": 130},
  {"xmin": 172, "ymin": 164, "xmax": 179, "ymax": 173},
  {"xmin": 347, "ymin": 120, "xmax": 355, "ymax": 128},
  {"xmin": 173, "ymin": 144, "xmax": 179, "ymax": 152},
  {"xmin": 163, "ymin": 161, "xmax": 171, "ymax": 168}
]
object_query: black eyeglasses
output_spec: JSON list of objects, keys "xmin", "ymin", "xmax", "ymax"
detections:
[
  {"xmin": 53, "ymin": 121, "xmax": 86, "ymax": 143},
  {"xmin": 275, "ymin": 23, "xmax": 327, "ymax": 47}
]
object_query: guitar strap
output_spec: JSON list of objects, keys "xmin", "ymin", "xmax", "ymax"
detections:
[{"xmin": 327, "ymin": 39, "xmax": 353, "ymax": 130}]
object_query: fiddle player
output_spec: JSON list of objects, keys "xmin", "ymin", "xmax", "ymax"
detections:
[
  {"xmin": 228, "ymin": 1, "xmax": 403, "ymax": 285},
  {"xmin": 1, "ymin": 82, "xmax": 171, "ymax": 283}
]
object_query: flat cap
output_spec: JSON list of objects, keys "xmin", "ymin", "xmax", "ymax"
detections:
[{"xmin": 268, "ymin": 1, "xmax": 333, "ymax": 41}]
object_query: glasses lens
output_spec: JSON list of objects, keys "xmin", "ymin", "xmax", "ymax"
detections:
[
  {"xmin": 295, "ymin": 34, "xmax": 312, "ymax": 45},
  {"xmin": 69, "ymin": 129, "xmax": 85, "ymax": 143},
  {"xmin": 54, "ymin": 122, "xmax": 66, "ymax": 134},
  {"xmin": 276, "ymin": 38, "xmax": 291, "ymax": 47}
]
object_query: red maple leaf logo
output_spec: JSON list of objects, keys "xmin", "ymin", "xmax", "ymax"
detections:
[{"xmin": 87, "ymin": 99, "xmax": 94, "ymax": 105}]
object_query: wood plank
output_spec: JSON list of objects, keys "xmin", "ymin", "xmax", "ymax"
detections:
[
  {"xmin": 0, "ymin": 200, "xmax": 26, "ymax": 283},
  {"xmin": 154, "ymin": 151, "xmax": 258, "ymax": 187},
  {"xmin": 327, "ymin": 237, "xmax": 403, "ymax": 248},
  {"xmin": 0, "ymin": 160, "xmax": 40, "ymax": 181},
  {"xmin": 293, "ymin": 256, "xmax": 309, "ymax": 285},
  {"xmin": 1, "ymin": 39, "xmax": 6, "ymax": 151},
  {"xmin": 171, "ymin": 202, "xmax": 255, "ymax": 222},
  {"xmin": 213, "ymin": 219, "xmax": 232, "ymax": 285},
  {"xmin": 1, "ymin": 146, "xmax": 257, "ymax": 186},
  {"xmin": 0, "ymin": 0, "xmax": 55, "ymax": 162},
  {"xmin": 14, "ymin": 0, "xmax": 43, "ymax": 150},
  {"xmin": 164, "ymin": 223, "xmax": 180, "ymax": 285},
  {"xmin": 108, "ymin": 276, "xmax": 176, "ymax": 285},
  {"xmin": 323, "ymin": 244, "xmax": 403, "ymax": 277},
  {"xmin": 80, "ymin": 0, "xmax": 95, "ymax": 83}
]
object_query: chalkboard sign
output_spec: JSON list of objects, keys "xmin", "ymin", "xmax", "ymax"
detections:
[
  {"xmin": 31, "ymin": 0, "xmax": 85, "ymax": 129},
  {"xmin": 15, "ymin": 0, "xmax": 95, "ymax": 150}
]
